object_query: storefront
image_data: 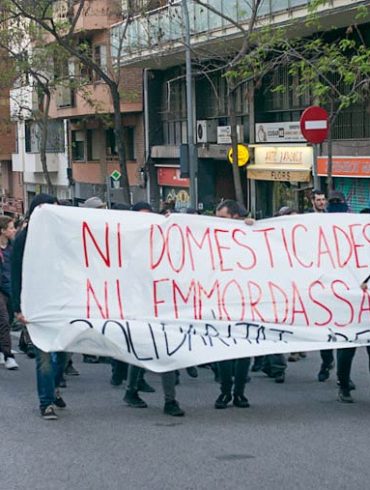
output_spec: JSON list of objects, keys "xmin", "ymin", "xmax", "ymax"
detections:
[
  {"xmin": 156, "ymin": 166, "xmax": 190, "ymax": 211},
  {"xmin": 247, "ymin": 146, "xmax": 313, "ymax": 217},
  {"xmin": 317, "ymin": 156, "xmax": 370, "ymax": 212}
]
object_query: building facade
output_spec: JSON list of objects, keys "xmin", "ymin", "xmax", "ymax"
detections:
[{"xmin": 113, "ymin": 0, "xmax": 370, "ymax": 215}]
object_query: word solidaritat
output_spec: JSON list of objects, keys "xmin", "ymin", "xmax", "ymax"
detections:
[{"xmin": 22, "ymin": 206, "xmax": 370, "ymax": 372}]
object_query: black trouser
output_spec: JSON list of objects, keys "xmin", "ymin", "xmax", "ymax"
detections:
[
  {"xmin": 263, "ymin": 354, "xmax": 287, "ymax": 377},
  {"xmin": 126, "ymin": 365, "xmax": 176, "ymax": 402},
  {"xmin": 111, "ymin": 359, "xmax": 128, "ymax": 384},
  {"xmin": 218, "ymin": 358, "xmax": 250, "ymax": 396},
  {"xmin": 320, "ymin": 349, "xmax": 334, "ymax": 369},
  {"xmin": 336, "ymin": 348, "xmax": 356, "ymax": 390},
  {"xmin": 0, "ymin": 292, "xmax": 13, "ymax": 359}
]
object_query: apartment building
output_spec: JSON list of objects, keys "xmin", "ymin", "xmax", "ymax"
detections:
[
  {"xmin": 113, "ymin": 0, "xmax": 370, "ymax": 215},
  {"xmin": 47, "ymin": 0, "xmax": 146, "ymax": 205},
  {"xmin": 0, "ymin": 51, "xmax": 23, "ymax": 215},
  {"xmin": 7, "ymin": 0, "xmax": 146, "ymax": 209}
]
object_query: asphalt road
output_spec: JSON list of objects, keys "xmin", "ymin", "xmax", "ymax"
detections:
[{"xmin": 1, "ymin": 345, "xmax": 370, "ymax": 490}]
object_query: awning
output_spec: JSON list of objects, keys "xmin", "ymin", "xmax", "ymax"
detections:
[
  {"xmin": 247, "ymin": 164, "xmax": 312, "ymax": 182},
  {"xmin": 247, "ymin": 146, "xmax": 313, "ymax": 182},
  {"xmin": 317, "ymin": 157, "xmax": 370, "ymax": 177}
]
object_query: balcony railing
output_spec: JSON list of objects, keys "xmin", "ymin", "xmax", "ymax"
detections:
[
  {"xmin": 112, "ymin": 0, "xmax": 366, "ymax": 65},
  {"xmin": 112, "ymin": 0, "xmax": 310, "ymax": 61}
]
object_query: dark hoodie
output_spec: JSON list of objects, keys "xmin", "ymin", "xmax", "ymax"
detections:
[
  {"xmin": 326, "ymin": 202, "xmax": 349, "ymax": 213},
  {"xmin": 11, "ymin": 194, "xmax": 57, "ymax": 313}
]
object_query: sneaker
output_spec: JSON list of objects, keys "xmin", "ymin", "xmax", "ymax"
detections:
[
  {"xmin": 251, "ymin": 363, "xmax": 262, "ymax": 372},
  {"xmin": 186, "ymin": 366, "xmax": 198, "ymax": 378},
  {"xmin": 5, "ymin": 357, "xmax": 19, "ymax": 370},
  {"xmin": 65, "ymin": 364, "xmax": 80, "ymax": 376},
  {"xmin": 318, "ymin": 367, "xmax": 330, "ymax": 382},
  {"xmin": 110, "ymin": 377, "xmax": 123, "ymax": 387},
  {"xmin": 40, "ymin": 405, "xmax": 58, "ymax": 420},
  {"xmin": 164, "ymin": 400, "xmax": 185, "ymax": 416},
  {"xmin": 337, "ymin": 379, "xmax": 356, "ymax": 391},
  {"xmin": 233, "ymin": 394, "xmax": 250, "ymax": 408},
  {"xmin": 83, "ymin": 354, "xmax": 99, "ymax": 363},
  {"xmin": 26, "ymin": 345, "xmax": 36, "ymax": 359},
  {"xmin": 299, "ymin": 352, "xmax": 307, "ymax": 359},
  {"xmin": 214, "ymin": 393, "xmax": 232, "ymax": 409},
  {"xmin": 274, "ymin": 373, "xmax": 285, "ymax": 384},
  {"xmin": 288, "ymin": 353, "xmax": 300, "ymax": 362},
  {"xmin": 137, "ymin": 378, "xmax": 155, "ymax": 393},
  {"xmin": 0, "ymin": 352, "xmax": 4, "ymax": 365},
  {"xmin": 337, "ymin": 388, "xmax": 354, "ymax": 403},
  {"xmin": 124, "ymin": 391, "xmax": 147, "ymax": 408},
  {"xmin": 262, "ymin": 367, "xmax": 273, "ymax": 378},
  {"xmin": 54, "ymin": 390, "xmax": 67, "ymax": 409}
]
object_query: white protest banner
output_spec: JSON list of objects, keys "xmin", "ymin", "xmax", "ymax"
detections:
[{"xmin": 22, "ymin": 205, "xmax": 370, "ymax": 372}]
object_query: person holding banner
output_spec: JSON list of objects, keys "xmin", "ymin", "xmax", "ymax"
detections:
[
  {"xmin": 214, "ymin": 199, "xmax": 251, "ymax": 409},
  {"xmin": 11, "ymin": 194, "xmax": 67, "ymax": 420},
  {"xmin": 309, "ymin": 189, "xmax": 336, "ymax": 383},
  {"xmin": 123, "ymin": 202, "xmax": 184, "ymax": 417},
  {"xmin": 0, "ymin": 216, "xmax": 19, "ymax": 370}
]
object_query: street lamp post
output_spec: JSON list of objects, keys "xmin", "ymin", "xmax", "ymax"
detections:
[{"xmin": 181, "ymin": 0, "xmax": 198, "ymax": 209}]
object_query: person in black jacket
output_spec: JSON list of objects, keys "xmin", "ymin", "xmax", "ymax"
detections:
[
  {"xmin": 11, "ymin": 194, "xmax": 67, "ymax": 420},
  {"xmin": 0, "ymin": 216, "xmax": 19, "ymax": 370}
]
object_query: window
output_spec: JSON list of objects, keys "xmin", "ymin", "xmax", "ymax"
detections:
[
  {"xmin": 93, "ymin": 45, "xmax": 107, "ymax": 80},
  {"xmin": 46, "ymin": 120, "xmax": 65, "ymax": 153},
  {"xmin": 25, "ymin": 120, "xmax": 65, "ymax": 153},
  {"xmin": 24, "ymin": 120, "xmax": 39, "ymax": 153},
  {"xmin": 161, "ymin": 75, "xmax": 187, "ymax": 145},
  {"xmin": 124, "ymin": 127, "xmax": 136, "ymax": 160},
  {"xmin": 106, "ymin": 128, "xmax": 117, "ymax": 157},
  {"xmin": 72, "ymin": 130, "xmax": 85, "ymax": 161},
  {"xmin": 87, "ymin": 129, "xmax": 100, "ymax": 161}
]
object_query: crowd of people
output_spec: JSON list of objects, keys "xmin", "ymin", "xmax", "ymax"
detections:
[{"xmin": 1, "ymin": 189, "xmax": 369, "ymax": 420}]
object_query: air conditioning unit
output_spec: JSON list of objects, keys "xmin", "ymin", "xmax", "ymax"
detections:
[
  {"xmin": 217, "ymin": 125, "xmax": 244, "ymax": 144},
  {"xmin": 196, "ymin": 120, "xmax": 218, "ymax": 143}
]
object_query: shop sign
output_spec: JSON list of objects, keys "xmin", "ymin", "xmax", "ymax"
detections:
[
  {"xmin": 227, "ymin": 145, "xmax": 250, "ymax": 166},
  {"xmin": 247, "ymin": 146, "xmax": 313, "ymax": 182},
  {"xmin": 317, "ymin": 157, "xmax": 370, "ymax": 177},
  {"xmin": 255, "ymin": 146, "xmax": 313, "ymax": 166},
  {"xmin": 157, "ymin": 167, "xmax": 190, "ymax": 187},
  {"xmin": 255, "ymin": 122, "xmax": 305, "ymax": 143}
]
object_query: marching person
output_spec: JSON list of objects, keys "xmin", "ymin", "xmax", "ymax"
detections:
[
  {"xmin": 123, "ymin": 201, "xmax": 183, "ymax": 416},
  {"xmin": 308, "ymin": 189, "xmax": 336, "ymax": 382},
  {"xmin": 0, "ymin": 216, "xmax": 19, "ymax": 370},
  {"xmin": 214, "ymin": 199, "xmax": 251, "ymax": 409},
  {"xmin": 11, "ymin": 194, "xmax": 67, "ymax": 420}
]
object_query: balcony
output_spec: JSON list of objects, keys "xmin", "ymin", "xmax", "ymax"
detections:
[
  {"xmin": 53, "ymin": 0, "xmax": 122, "ymax": 33},
  {"xmin": 112, "ymin": 0, "xmax": 367, "ymax": 67},
  {"xmin": 12, "ymin": 151, "xmax": 64, "ymax": 173},
  {"xmin": 49, "ymin": 82, "xmax": 142, "ymax": 118}
]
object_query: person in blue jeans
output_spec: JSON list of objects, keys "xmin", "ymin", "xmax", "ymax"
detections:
[{"xmin": 11, "ymin": 193, "xmax": 67, "ymax": 420}]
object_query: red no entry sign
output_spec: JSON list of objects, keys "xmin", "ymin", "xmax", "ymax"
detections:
[{"xmin": 300, "ymin": 106, "xmax": 329, "ymax": 144}]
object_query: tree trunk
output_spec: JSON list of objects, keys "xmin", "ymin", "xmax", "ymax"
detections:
[
  {"xmin": 39, "ymin": 91, "xmax": 54, "ymax": 195},
  {"xmin": 228, "ymin": 86, "xmax": 244, "ymax": 205},
  {"xmin": 110, "ymin": 82, "xmax": 131, "ymax": 204}
]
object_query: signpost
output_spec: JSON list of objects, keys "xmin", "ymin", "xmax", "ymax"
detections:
[
  {"xmin": 300, "ymin": 106, "xmax": 329, "ymax": 188},
  {"xmin": 106, "ymin": 170, "xmax": 122, "ymax": 208}
]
